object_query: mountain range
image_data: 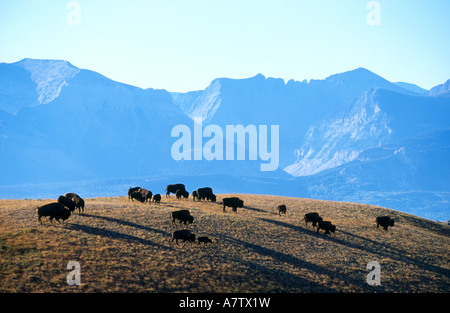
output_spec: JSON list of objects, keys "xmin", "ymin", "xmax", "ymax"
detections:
[{"xmin": 0, "ymin": 58, "xmax": 449, "ymax": 221}]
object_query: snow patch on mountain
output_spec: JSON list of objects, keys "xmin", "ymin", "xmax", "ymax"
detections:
[
  {"xmin": 428, "ymin": 79, "xmax": 450, "ymax": 97},
  {"xmin": 171, "ymin": 79, "xmax": 222, "ymax": 123},
  {"xmin": 284, "ymin": 89, "xmax": 392, "ymax": 176},
  {"xmin": 14, "ymin": 58, "xmax": 80, "ymax": 104}
]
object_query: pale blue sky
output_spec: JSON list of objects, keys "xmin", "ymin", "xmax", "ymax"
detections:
[{"xmin": 0, "ymin": 0, "xmax": 449, "ymax": 91}]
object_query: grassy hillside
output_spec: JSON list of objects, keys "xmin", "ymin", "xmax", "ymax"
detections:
[{"xmin": 0, "ymin": 194, "xmax": 448, "ymax": 293}]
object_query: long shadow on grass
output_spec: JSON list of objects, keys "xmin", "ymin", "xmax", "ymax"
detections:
[
  {"xmin": 260, "ymin": 218, "xmax": 450, "ymax": 280},
  {"xmin": 218, "ymin": 234, "xmax": 378, "ymax": 292},
  {"xmin": 66, "ymin": 214, "xmax": 173, "ymax": 251},
  {"xmin": 82, "ymin": 213, "xmax": 171, "ymax": 237}
]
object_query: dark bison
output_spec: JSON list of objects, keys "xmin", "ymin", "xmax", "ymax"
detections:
[
  {"xmin": 196, "ymin": 187, "xmax": 216, "ymax": 202},
  {"xmin": 304, "ymin": 212, "xmax": 323, "ymax": 228},
  {"xmin": 222, "ymin": 197, "xmax": 244, "ymax": 213},
  {"xmin": 176, "ymin": 189, "xmax": 189, "ymax": 200},
  {"xmin": 166, "ymin": 184, "xmax": 186, "ymax": 197},
  {"xmin": 172, "ymin": 229, "xmax": 196, "ymax": 245},
  {"xmin": 57, "ymin": 195, "xmax": 77, "ymax": 212},
  {"xmin": 38, "ymin": 202, "xmax": 71, "ymax": 225},
  {"xmin": 130, "ymin": 190, "xmax": 145, "ymax": 203},
  {"xmin": 198, "ymin": 236, "xmax": 213, "ymax": 246},
  {"xmin": 171, "ymin": 209, "xmax": 194, "ymax": 226},
  {"xmin": 376, "ymin": 216, "xmax": 395, "ymax": 231},
  {"xmin": 153, "ymin": 194, "xmax": 161, "ymax": 204},
  {"xmin": 317, "ymin": 220, "xmax": 336, "ymax": 235},
  {"xmin": 128, "ymin": 187, "xmax": 141, "ymax": 200},
  {"xmin": 192, "ymin": 190, "xmax": 199, "ymax": 201},
  {"xmin": 277, "ymin": 205, "xmax": 287, "ymax": 216},
  {"xmin": 64, "ymin": 193, "xmax": 85, "ymax": 214},
  {"xmin": 134, "ymin": 188, "xmax": 152, "ymax": 203}
]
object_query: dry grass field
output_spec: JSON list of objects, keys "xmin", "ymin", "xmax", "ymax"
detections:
[{"xmin": 0, "ymin": 194, "xmax": 449, "ymax": 293}]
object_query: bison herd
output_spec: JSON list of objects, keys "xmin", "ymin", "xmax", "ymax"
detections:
[
  {"xmin": 37, "ymin": 193, "xmax": 85, "ymax": 225},
  {"xmin": 36, "ymin": 183, "xmax": 396, "ymax": 248}
]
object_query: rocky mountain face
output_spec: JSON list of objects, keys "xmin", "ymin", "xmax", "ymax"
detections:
[{"xmin": 0, "ymin": 59, "xmax": 448, "ymax": 220}]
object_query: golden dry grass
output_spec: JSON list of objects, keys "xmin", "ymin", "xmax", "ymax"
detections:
[{"xmin": 0, "ymin": 194, "xmax": 449, "ymax": 293}]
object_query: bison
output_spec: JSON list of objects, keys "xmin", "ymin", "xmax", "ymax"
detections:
[
  {"xmin": 376, "ymin": 216, "xmax": 395, "ymax": 231},
  {"xmin": 128, "ymin": 187, "xmax": 141, "ymax": 200},
  {"xmin": 64, "ymin": 193, "xmax": 85, "ymax": 214},
  {"xmin": 130, "ymin": 191, "xmax": 145, "ymax": 203},
  {"xmin": 166, "ymin": 183, "xmax": 186, "ymax": 197},
  {"xmin": 153, "ymin": 193, "xmax": 161, "ymax": 204},
  {"xmin": 196, "ymin": 187, "xmax": 216, "ymax": 202},
  {"xmin": 317, "ymin": 220, "xmax": 336, "ymax": 235},
  {"xmin": 192, "ymin": 190, "xmax": 199, "ymax": 201},
  {"xmin": 132, "ymin": 188, "xmax": 152, "ymax": 203},
  {"xmin": 198, "ymin": 236, "xmax": 213, "ymax": 246},
  {"xmin": 171, "ymin": 209, "xmax": 194, "ymax": 226},
  {"xmin": 57, "ymin": 195, "xmax": 77, "ymax": 212},
  {"xmin": 172, "ymin": 229, "xmax": 196, "ymax": 245},
  {"xmin": 304, "ymin": 212, "xmax": 323, "ymax": 229},
  {"xmin": 222, "ymin": 197, "xmax": 244, "ymax": 213},
  {"xmin": 277, "ymin": 205, "xmax": 287, "ymax": 216},
  {"xmin": 176, "ymin": 189, "xmax": 189, "ymax": 200},
  {"xmin": 38, "ymin": 202, "xmax": 71, "ymax": 225}
]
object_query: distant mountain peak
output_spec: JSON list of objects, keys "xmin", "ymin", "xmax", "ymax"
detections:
[
  {"xmin": 326, "ymin": 67, "xmax": 383, "ymax": 82},
  {"xmin": 428, "ymin": 79, "xmax": 450, "ymax": 97},
  {"xmin": 14, "ymin": 58, "xmax": 78, "ymax": 69},
  {"xmin": 13, "ymin": 58, "xmax": 80, "ymax": 104}
]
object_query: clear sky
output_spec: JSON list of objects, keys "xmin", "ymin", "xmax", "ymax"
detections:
[{"xmin": 0, "ymin": 0, "xmax": 449, "ymax": 92}]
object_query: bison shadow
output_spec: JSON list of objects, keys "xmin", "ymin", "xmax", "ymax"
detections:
[
  {"xmin": 242, "ymin": 205, "xmax": 267, "ymax": 213},
  {"xmin": 67, "ymin": 214, "xmax": 173, "ymax": 251},
  {"xmin": 218, "ymin": 234, "xmax": 378, "ymax": 292},
  {"xmin": 261, "ymin": 217, "xmax": 450, "ymax": 279}
]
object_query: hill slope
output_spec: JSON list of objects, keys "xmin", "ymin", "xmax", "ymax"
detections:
[{"xmin": 0, "ymin": 194, "xmax": 448, "ymax": 293}]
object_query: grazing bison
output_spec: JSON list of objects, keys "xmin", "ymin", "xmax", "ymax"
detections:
[
  {"xmin": 166, "ymin": 184, "xmax": 186, "ymax": 197},
  {"xmin": 317, "ymin": 220, "xmax": 336, "ymax": 235},
  {"xmin": 277, "ymin": 205, "xmax": 287, "ymax": 216},
  {"xmin": 138, "ymin": 188, "xmax": 152, "ymax": 203},
  {"xmin": 171, "ymin": 209, "xmax": 194, "ymax": 226},
  {"xmin": 176, "ymin": 189, "xmax": 189, "ymax": 200},
  {"xmin": 130, "ymin": 191, "xmax": 145, "ymax": 203},
  {"xmin": 192, "ymin": 190, "xmax": 199, "ymax": 201},
  {"xmin": 198, "ymin": 236, "xmax": 213, "ymax": 246},
  {"xmin": 196, "ymin": 187, "xmax": 216, "ymax": 202},
  {"xmin": 57, "ymin": 195, "xmax": 77, "ymax": 212},
  {"xmin": 128, "ymin": 187, "xmax": 141, "ymax": 200},
  {"xmin": 38, "ymin": 202, "xmax": 71, "ymax": 225},
  {"xmin": 172, "ymin": 229, "xmax": 196, "ymax": 245},
  {"xmin": 222, "ymin": 197, "xmax": 244, "ymax": 213},
  {"xmin": 153, "ymin": 194, "xmax": 161, "ymax": 203},
  {"xmin": 376, "ymin": 216, "xmax": 395, "ymax": 231},
  {"xmin": 304, "ymin": 212, "xmax": 323, "ymax": 229},
  {"xmin": 64, "ymin": 193, "xmax": 85, "ymax": 214}
]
